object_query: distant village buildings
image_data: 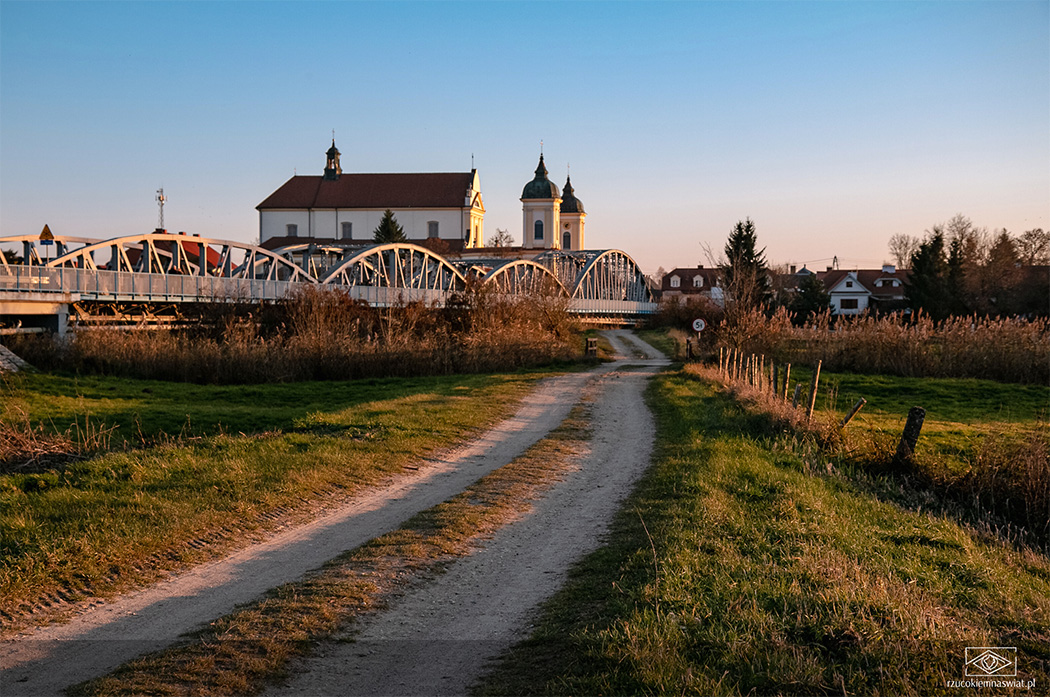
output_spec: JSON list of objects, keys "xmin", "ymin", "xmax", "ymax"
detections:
[
  {"xmin": 257, "ymin": 142, "xmax": 588, "ymax": 253},
  {"xmin": 660, "ymin": 263, "xmax": 911, "ymax": 315}
]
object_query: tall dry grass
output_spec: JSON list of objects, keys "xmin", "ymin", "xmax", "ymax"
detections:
[
  {"xmin": 4, "ymin": 285, "xmax": 580, "ymax": 384},
  {"xmin": 715, "ymin": 309, "xmax": 1048, "ymax": 384}
]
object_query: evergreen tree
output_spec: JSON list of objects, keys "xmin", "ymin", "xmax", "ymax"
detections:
[
  {"xmin": 373, "ymin": 209, "xmax": 406, "ymax": 243},
  {"xmin": 905, "ymin": 231, "xmax": 952, "ymax": 320},
  {"xmin": 721, "ymin": 218, "xmax": 771, "ymax": 312},
  {"xmin": 789, "ymin": 273, "xmax": 830, "ymax": 323}
]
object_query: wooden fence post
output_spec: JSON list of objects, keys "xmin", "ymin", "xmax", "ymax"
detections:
[
  {"xmin": 782, "ymin": 363, "xmax": 791, "ymax": 400},
  {"xmin": 895, "ymin": 407, "xmax": 926, "ymax": 462},
  {"xmin": 840, "ymin": 398, "xmax": 867, "ymax": 429},
  {"xmin": 792, "ymin": 382, "xmax": 803, "ymax": 409},
  {"xmin": 772, "ymin": 364, "xmax": 779, "ymax": 397},
  {"xmin": 806, "ymin": 360, "xmax": 822, "ymax": 420}
]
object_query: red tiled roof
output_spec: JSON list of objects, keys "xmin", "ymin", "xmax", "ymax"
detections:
[
  {"xmin": 257, "ymin": 173, "xmax": 475, "ymax": 210},
  {"xmin": 661, "ymin": 267, "xmax": 722, "ymax": 293},
  {"xmin": 818, "ymin": 269, "xmax": 911, "ymax": 298}
]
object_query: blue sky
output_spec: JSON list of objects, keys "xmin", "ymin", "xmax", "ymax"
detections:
[{"xmin": 2, "ymin": 0, "xmax": 1047, "ymax": 274}]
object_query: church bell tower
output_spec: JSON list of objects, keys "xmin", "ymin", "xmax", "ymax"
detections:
[{"xmin": 324, "ymin": 139, "xmax": 342, "ymax": 181}]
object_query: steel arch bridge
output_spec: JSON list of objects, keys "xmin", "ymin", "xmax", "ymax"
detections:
[{"xmin": 1, "ymin": 233, "xmax": 657, "ymax": 330}]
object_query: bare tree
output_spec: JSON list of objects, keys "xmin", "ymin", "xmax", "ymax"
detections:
[
  {"xmin": 486, "ymin": 228, "xmax": 514, "ymax": 248},
  {"xmin": 1017, "ymin": 228, "xmax": 1050, "ymax": 265},
  {"xmin": 888, "ymin": 233, "xmax": 920, "ymax": 269}
]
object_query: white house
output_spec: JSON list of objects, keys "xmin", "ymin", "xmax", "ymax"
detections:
[
  {"xmin": 820, "ymin": 265, "xmax": 910, "ymax": 315},
  {"xmin": 257, "ymin": 141, "xmax": 484, "ymax": 251}
]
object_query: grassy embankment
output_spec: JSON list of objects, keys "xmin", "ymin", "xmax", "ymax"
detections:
[
  {"xmin": 479, "ymin": 368, "xmax": 1050, "ymax": 695},
  {"xmin": 0, "ymin": 369, "xmax": 552, "ymax": 630},
  {"xmin": 70, "ymin": 402, "xmax": 593, "ymax": 697}
]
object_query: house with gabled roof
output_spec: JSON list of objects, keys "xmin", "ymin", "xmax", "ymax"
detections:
[
  {"xmin": 660, "ymin": 266, "xmax": 725, "ymax": 305},
  {"xmin": 818, "ymin": 265, "xmax": 910, "ymax": 315}
]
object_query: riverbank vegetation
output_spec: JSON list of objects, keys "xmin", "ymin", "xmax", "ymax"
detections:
[
  {"xmin": 654, "ymin": 305, "xmax": 1048, "ymax": 384},
  {"xmin": 2, "ymin": 284, "xmax": 580, "ymax": 384}
]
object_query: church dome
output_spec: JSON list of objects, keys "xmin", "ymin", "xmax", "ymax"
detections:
[
  {"xmin": 560, "ymin": 176, "xmax": 584, "ymax": 214},
  {"xmin": 521, "ymin": 154, "xmax": 561, "ymax": 199}
]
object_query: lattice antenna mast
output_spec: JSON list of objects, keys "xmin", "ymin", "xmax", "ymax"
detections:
[{"xmin": 156, "ymin": 188, "xmax": 166, "ymax": 231}]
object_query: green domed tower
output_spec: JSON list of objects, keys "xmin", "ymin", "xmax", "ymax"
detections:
[{"xmin": 520, "ymin": 154, "xmax": 562, "ymax": 250}]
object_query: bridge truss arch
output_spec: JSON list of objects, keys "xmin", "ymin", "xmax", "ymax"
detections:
[
  {"xmin": 42, "ymin": 233, "xmax": 317, "ymax": 283},
  {"xmin": 533, "ymin": 249, "xmax": 655, "ymax": 303},
  {"xmin": 477, "ymin": 258, "xmax": 569, "ymax": 297},
  {"xmin": 0, "ymin": 234, "xmax": 104, "ymax": 270},
  {"xmin": 321, "ymin": 243, "xmax": 467, "ymax": 292}
]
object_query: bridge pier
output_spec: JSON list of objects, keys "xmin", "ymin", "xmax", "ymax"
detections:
[{"xmin": 0, "ymin": 292, "xmax": 74, "ymax": 336}]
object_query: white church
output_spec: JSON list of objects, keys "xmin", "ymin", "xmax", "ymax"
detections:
[{"xmin": 257, "ymin": 142, "xmax": 586, "ymax": 252}]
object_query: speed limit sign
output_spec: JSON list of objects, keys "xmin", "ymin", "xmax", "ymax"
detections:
[{"xmin": 692, "ymin": 318, "xmax": 706, "ymax": 332}]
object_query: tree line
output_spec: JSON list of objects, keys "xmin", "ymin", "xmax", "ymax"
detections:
[{"xmin": 695, "ymin": 214, "xmax": 1048, "ymax": 326}]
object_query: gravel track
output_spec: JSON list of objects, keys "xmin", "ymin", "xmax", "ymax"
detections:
[
  {"xmin": 0, "ymin": 331, "xmax": 668, "ymax": 696},
  {"xmin": 263, "ymin": 330, "xmax": 668, "ymax": 696}
]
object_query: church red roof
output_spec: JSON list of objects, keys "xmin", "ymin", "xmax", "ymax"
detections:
[{"xmin": 257, "ymin": 173, "xmax": 475, "ymax": 210}]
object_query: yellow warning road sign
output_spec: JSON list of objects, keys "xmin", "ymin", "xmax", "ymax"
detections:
[{"xmin": 39, "ymin": 224, "xmax": 54, "ymax": 241}]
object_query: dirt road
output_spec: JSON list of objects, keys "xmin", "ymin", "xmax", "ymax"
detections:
[{"xmin": 0, "ymin": 331, "xmax": 667, "ymax": 696}]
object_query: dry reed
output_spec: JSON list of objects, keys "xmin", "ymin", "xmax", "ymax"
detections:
[
  {"xmin": 715, "ymin": 309, "xmax": 1048, "ymax": 384},
  {"xmin": 3, "ymin": 286, "xmax": 581, "ymax": 384}
]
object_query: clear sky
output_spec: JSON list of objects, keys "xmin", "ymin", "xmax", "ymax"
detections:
[{"xmin": 2, "ymin": 0, "xmax": 1047, "ymax": 275}]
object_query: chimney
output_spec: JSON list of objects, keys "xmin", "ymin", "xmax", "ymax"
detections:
[
  {"xmin": 697, "ymin": 263, "xmax": 703, "ymax": 269},
  {"xmin": 790, "ymin": 265, "xmax": 797, "ymax": 274},
  {"xmin": 827, "ymin": 266, "xmax": 833, "ymax": 272}
]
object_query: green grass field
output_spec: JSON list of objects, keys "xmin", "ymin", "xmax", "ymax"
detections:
[
  {"xmin": 0, "ymin": 370, "xmax": 549, "ymax": 626},
  {"xmin": 478, "ymin": 368, "xmax": 1050, "ymax": 695}
]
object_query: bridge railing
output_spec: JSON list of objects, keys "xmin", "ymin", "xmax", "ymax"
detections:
[
  {"xmin": 0, "ymin": 266, "xmax": 297, "ymax": 303},
  {"xmin": 1, "ymin": 267, "xmax": 659, "ymax": 316}
]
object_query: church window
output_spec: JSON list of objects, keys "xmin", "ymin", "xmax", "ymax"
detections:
[
  {"xmin": 534, "ymin": 220, "xmax": 544, "ymax": 241},
  {"xmin": 428, "ymin": 221, "xmax": 439, "ymax": 238},
  {"xmin": 341, "ymin": 222, "xmax": 352, "ymax": 240},
  {"xmin": 286, "ymin": 224, "xmax": 298, "ymax": 238},
  {"xmin": 563, "ymin": 231, "xmax": 571, "ymax": 249}
]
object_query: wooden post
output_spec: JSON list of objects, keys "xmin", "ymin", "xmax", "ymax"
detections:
[
  {"xmin": 840, "ymin": 398, "xmax": 867, "ymax": 429},
  {"xmin": 806, "ymin": 360, "xmax": 822, "ymax": 420},
  {"xmin": 792, "ymin": 382, "xmax": 803, "ymax": 408},
  {"xmin": 772, "ymin": 364, "xmax": 779, "ymax": 398},
  {"xmin": 895, "ymin": 407, "xmax": 926, "ymax": 462},
  {"xmin": 686, "ymin": 339, "xmax": 692, "ymax": 360},
  {"xmin": 782, "ymin": 363, "xmax": 791, "ymax": 400},
  {"xmin": 719, "ymin": 346, "xmax": 725, "ymax": 376}
]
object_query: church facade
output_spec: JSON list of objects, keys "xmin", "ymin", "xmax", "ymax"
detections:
[
  {"xmin": 520, "ymin": 154, "xmax": 586, "ymax": 251},
  {"xmin": 256, "ymin": 142, "xmax": 591, "ymax": 254},
  {"xmin": 257, "ymin": 141, "xmax": 484, "ymax": 250}
]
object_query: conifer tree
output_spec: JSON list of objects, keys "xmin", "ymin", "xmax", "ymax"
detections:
[
  {"xmin": 789, "ymin": 273, "xmax": 830, "ymax": 323},
  {"xmin": 721, "ymin": 218, "xmax": 772, "ymax": 312},
  {"xmin": 905, "ymin": 231, "xmax": 953, "ymax": 320},
  {"xmin": 373, "ymin": 209, "xmax": 407, "ymax": 243}
]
